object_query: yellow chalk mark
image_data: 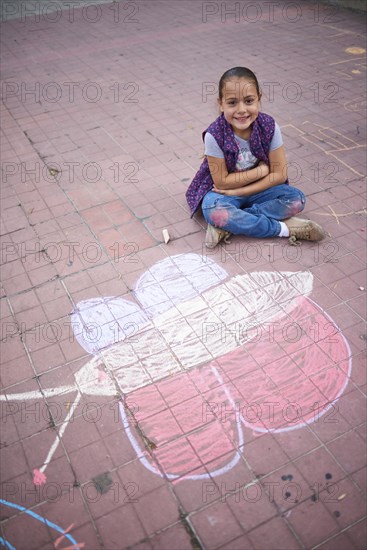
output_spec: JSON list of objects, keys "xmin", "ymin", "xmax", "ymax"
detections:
[
  {"xmin": 335, "ymin": 70, "xmax": 354, "ymax": 80},
  {"xmin": 327, "ymin": 152, "xmax": 366, "ymax": 178},
  {"xmin": 330, "ymin": 57, "xmax": 366, "ymax": 65},
  {"xmin": 344, "ymin": 97, "xmax": 366, "ymax": 112},
  {"xmin": 301, "ymin": 122, "xmax": 362, "ymax": 150},
  {"xmin": 280, "ymin": 123, "xmax": 366, "ymax": 178},
  {"xmin": 345, "ymin": 47, "xmax": 366, "ymax": 55},
  {"xmin": 313, "ymin": 208, "xmax": 367, "ymax": 223},
  {"xmin": 352, "ymin": 69, "xmax": 361, "ymax": 74}
]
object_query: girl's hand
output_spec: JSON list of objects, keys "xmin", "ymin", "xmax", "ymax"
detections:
[{"xmin": 213, "ymin": 186, "xmax": 243, "ymax": 196}]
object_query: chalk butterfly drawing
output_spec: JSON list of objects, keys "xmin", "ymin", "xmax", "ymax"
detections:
[{"xmin": 1, "ymin": 254, "xmax": 351, "ymax": 484}]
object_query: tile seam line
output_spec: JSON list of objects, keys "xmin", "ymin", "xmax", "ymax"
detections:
[
  {"xmin": 1, "ymin": 97, "xmax": 176, "ymax": 252},
  {"xmin": 310, "ymin": 515, "xmax": 367, "ymax": 550}
]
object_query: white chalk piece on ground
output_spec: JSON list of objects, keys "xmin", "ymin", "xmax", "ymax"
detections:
[{"xmin": 162, "ymin": 229, "xmax": 170, "ymax": 243}]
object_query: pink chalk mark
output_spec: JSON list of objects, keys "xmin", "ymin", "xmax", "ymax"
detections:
[
  {"xmin": 33, "ymin": 469, "xmax": 47, "ymax": 486},
  {"xmin": 59, "ymin": 544, "xmax": 85, "ymax": 550},
  {"xmin": 209, "ymin": 208, "xmax": 229, "ymax": 228},
  {"xmin": 123, "ymin": 296, "xmax": 350, "ymax": 478},
  {"xmin": 54, "ymin": 524, "xmax": 74, "ymax": 547},
  {"xmin": 54, "ymin": 523, "xmax": 85, "ymax": 549},
  {"xmin": 98, "ymin": 370, "xmax": 107, "ymax": 383}
]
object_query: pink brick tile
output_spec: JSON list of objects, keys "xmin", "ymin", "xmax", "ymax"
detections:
[
  {"xmin": 347, "ymin": 293, "xmax": 367, "ymax": 318},
  {"xmin": 43, "ymin": 492, "xmax": 91, "ymax": 545},
  {"xmin": 118, "ymin": 458, "xmax": 165, "ymax": 497},
  {"xmin": 0, "ymin": 335, "xmax": 27, "ymax": 362},
  {"xmin": 51, "ymin": 255, "xmax": 87, "ymax": 279},
  {"xmin": 150, "ymin": 523, "xmax": 193, "ymax": 550},
  {"xmin": 0, "ymin": 441, "xmax": 29, "ymax": 483},
  {"xmin": 332, "ymin": 277, "xmax": 367, "ymax": 302},
  {"xmin": 310, "ymin": 281, "xmax": 342, "ymax": 309},
  {"xmin": 159, "ymin": 374, "xmax": 198, "ymax": 406},
  {"xmin": 42, "ymin": 295, "xmax": 73, "ymax": 322},
  {"xmin": 1, "ymin": 259, "xmax": 25, "ymax": 278},
  {"xmin": 346, "ymin": 519, "xmax": 367, "ymax": 549},
  {"xmin": 354, "ymin": 423, "xmax": 367, "ymax": 442},
  {"xmin": 9, "ymin": 394, "xmax": 50, "ymax": 442},
  {"xmin": 2, "ymin": 272, "xmax": 33, "ymax": 294},
  {"xmin": 170, "ymin": 464, "xmax": 217, "ymax": 511},
  {"xmin": 35, "ymin": 279, "xmax": 68, "ymax": 303},
  {"xmin": 138, "ymin": 408, "xmax": 183, "ymax": 447},
  {"xmin": 326, "ymin": 303, "xmax": 365, "ymax": 332},
  {"xmin": 0, "ymin": 470, "xmax": 47, "ymax": 509},
  {"xmin": 327, "ymin": 430, "xmax": 367, "ymax": 474},
  {"xmin": 88, "ymin": 262, "xmax": 120, "ymax": 285},
  {"xmin": 294, "ymin": 447, "xmax": 347, "ymax": 490},
  {"xmin": 218, "ymin": 534, "xmax": 254, "ymax": 549},
  {"xmin": 226, "ymin": 484, "xmax": 277, "ymax": 531},
  {"xmin": 15, "ymin": 306, "xmax": 47, "ymax": 332},
  {"xmin": 56, "ymin": 336, "xmax": 89, "ymax": 363},
  {"xmin": 27, "ymin": 263, "xmax": 58, "ymax": 286},
  {"xmin": 82, "ymin": 206, "xmax": 116, "ymax": 232},
  {"xmin": 104, "ymin": 200, "xmax": 134, "ymax": 225},
  {"xmin": 133, "ymin": 484, "xmax": 179, "ymax": 535},
  {"xmin": 127, "ymin": 384, "xmax": 167, "ymax": 421},
  {"xmin": 62, "ymin": 520, "xmax": 102, "ymax": 550},
  {"xmin": 287, "ymin": 498, "xmax": 339, "ymax": 548},
  {"xmin": 171, "ymin": 394, "xmax": 210, "ymax": 433},
  {"xmin": 96, "ymin": 504, "xmax": 146, "ymax": 548},
  {"xmin": 103, "ymin": 429, "xmax": 140, "ymax": 468},
  {"xmin": 96, "ymin": 276, "xmax": 129, "ymax": 297},
  {"xmin": 311, "ymin": 262, "xmax": 346, "ymax": 285},
  {"xmin": 260, "ymin": 463, "xmax": 311, "ymax": 512},
  {"xmin": 273, "ymin": 426, "xmax": 320, "ymax": 460},
  {"xmin": 308, "ymin": 401, "xmax": 353, "ymax": 443},
  {"xmin": 190, "ymin": 500, "xmax": 243, "ymax": 548},
  {"xmin": 242, "ymin": 433, "xmax": 290, "ymax": 477},
  {"xmin": 336, "ymin": 388, "xmax": 367, "ymax": 429},
  {"xmin": 340, "ymin": 368, "xmax": 365, "ymax": 397},
  {"xmin": 60, "ymin": 410, "xmax": 102, "ymax": 454},
  {"xmin": 2, "ymin": 507, "xmax": 52, "ymax": 550},
  {"xmin": 317, "ymin": 531, "xmax": 358, "ymax": 550},
  {"xmin": 84, "ymin": 469, "xmax": 128, "ymax": 521},
  {"xmin": 0, "ymin": 410, "xmax": 20, "ymax": 447},
  {"xmin": 69, "ymin": 439, "xmax": 114, "ymax": 485},
  {"xmin": 21, "ymin": 428, "xmax": 66, "ymax": 472},
  {"xmin": 63, "ymin": 269, "xmax": 94, "ymax": 293},
  {"xmin": 247, "ymin": 516, "xmax": 301, "ymax": 549},
  {"xmin": 207, "ymin": 450, "xmax": 256, "ymax": 492},
  {"xmin": 342, "ymin": 323, "xmax": 367, "ymax": 355},
  {"xmin": 321, "ymin": 476, "xmax": 366, "ymax": 528},
  {"xmin": 30, "ymin": 342, "xmax": 66, "ymax": 373},
  {"xmin": 0, "ymin": 354, "xmax": 34, "ymax": 388}
]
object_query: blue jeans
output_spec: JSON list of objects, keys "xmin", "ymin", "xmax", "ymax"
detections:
[{"xmin": 202, "ymin": 184, "xmax": 305, "ymax": 238}]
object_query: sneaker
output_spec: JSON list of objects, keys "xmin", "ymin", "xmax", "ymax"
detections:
[
  {"xmin": 284, "ymin": 217, "xmax": 327, "ymax": 243},
  {"xmin": 205, "ymin": 224, "xmax": 231, "ymax": 249}
]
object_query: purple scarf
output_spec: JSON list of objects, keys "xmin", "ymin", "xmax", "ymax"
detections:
[{"xmin": 186, "ymin": 112, "xmax": 276, "ymax": 216}]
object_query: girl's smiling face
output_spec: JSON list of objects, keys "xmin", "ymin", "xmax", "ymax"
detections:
[{"xmin": 219, "ymin": 77, "xmax": 261, "ymax": 139}]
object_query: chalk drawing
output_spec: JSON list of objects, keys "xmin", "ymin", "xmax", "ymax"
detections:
[
  {"xmin": 0, "ymin": 254, "xmax": 351, "ymax": 481},
  {"xmin": 282, "ymin": 122, "xmax": 366, "ymax": 178},
  {"xmin": 0, "ymin": 536, "xmax": 15, "ymax": 550},
  {"xmin": 344, "ymin": 96, "xmax": 367, "ymax": 112},
  {"xmin": 0, "ymin": 499, "xmax": 82, "ymax": 549}
]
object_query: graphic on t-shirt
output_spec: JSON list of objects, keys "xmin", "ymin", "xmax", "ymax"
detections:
[{"xmin": 235, "ymin": 144, "xmax": 258, "ymax": 171}]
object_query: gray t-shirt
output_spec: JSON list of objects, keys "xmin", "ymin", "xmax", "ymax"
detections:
[{"xmin": 204, "ymin": 122, "xmax": 283, "ymax": 171}]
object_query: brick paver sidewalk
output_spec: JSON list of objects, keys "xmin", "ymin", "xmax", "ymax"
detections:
[{"xmin": 0, "ymin": 1, "xmax": 366, "ymax": 549}]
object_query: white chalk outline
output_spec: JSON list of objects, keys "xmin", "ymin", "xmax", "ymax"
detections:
[{"xmin": 0, "ymin": 254, "xmax": 352, "ymax": 480}]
